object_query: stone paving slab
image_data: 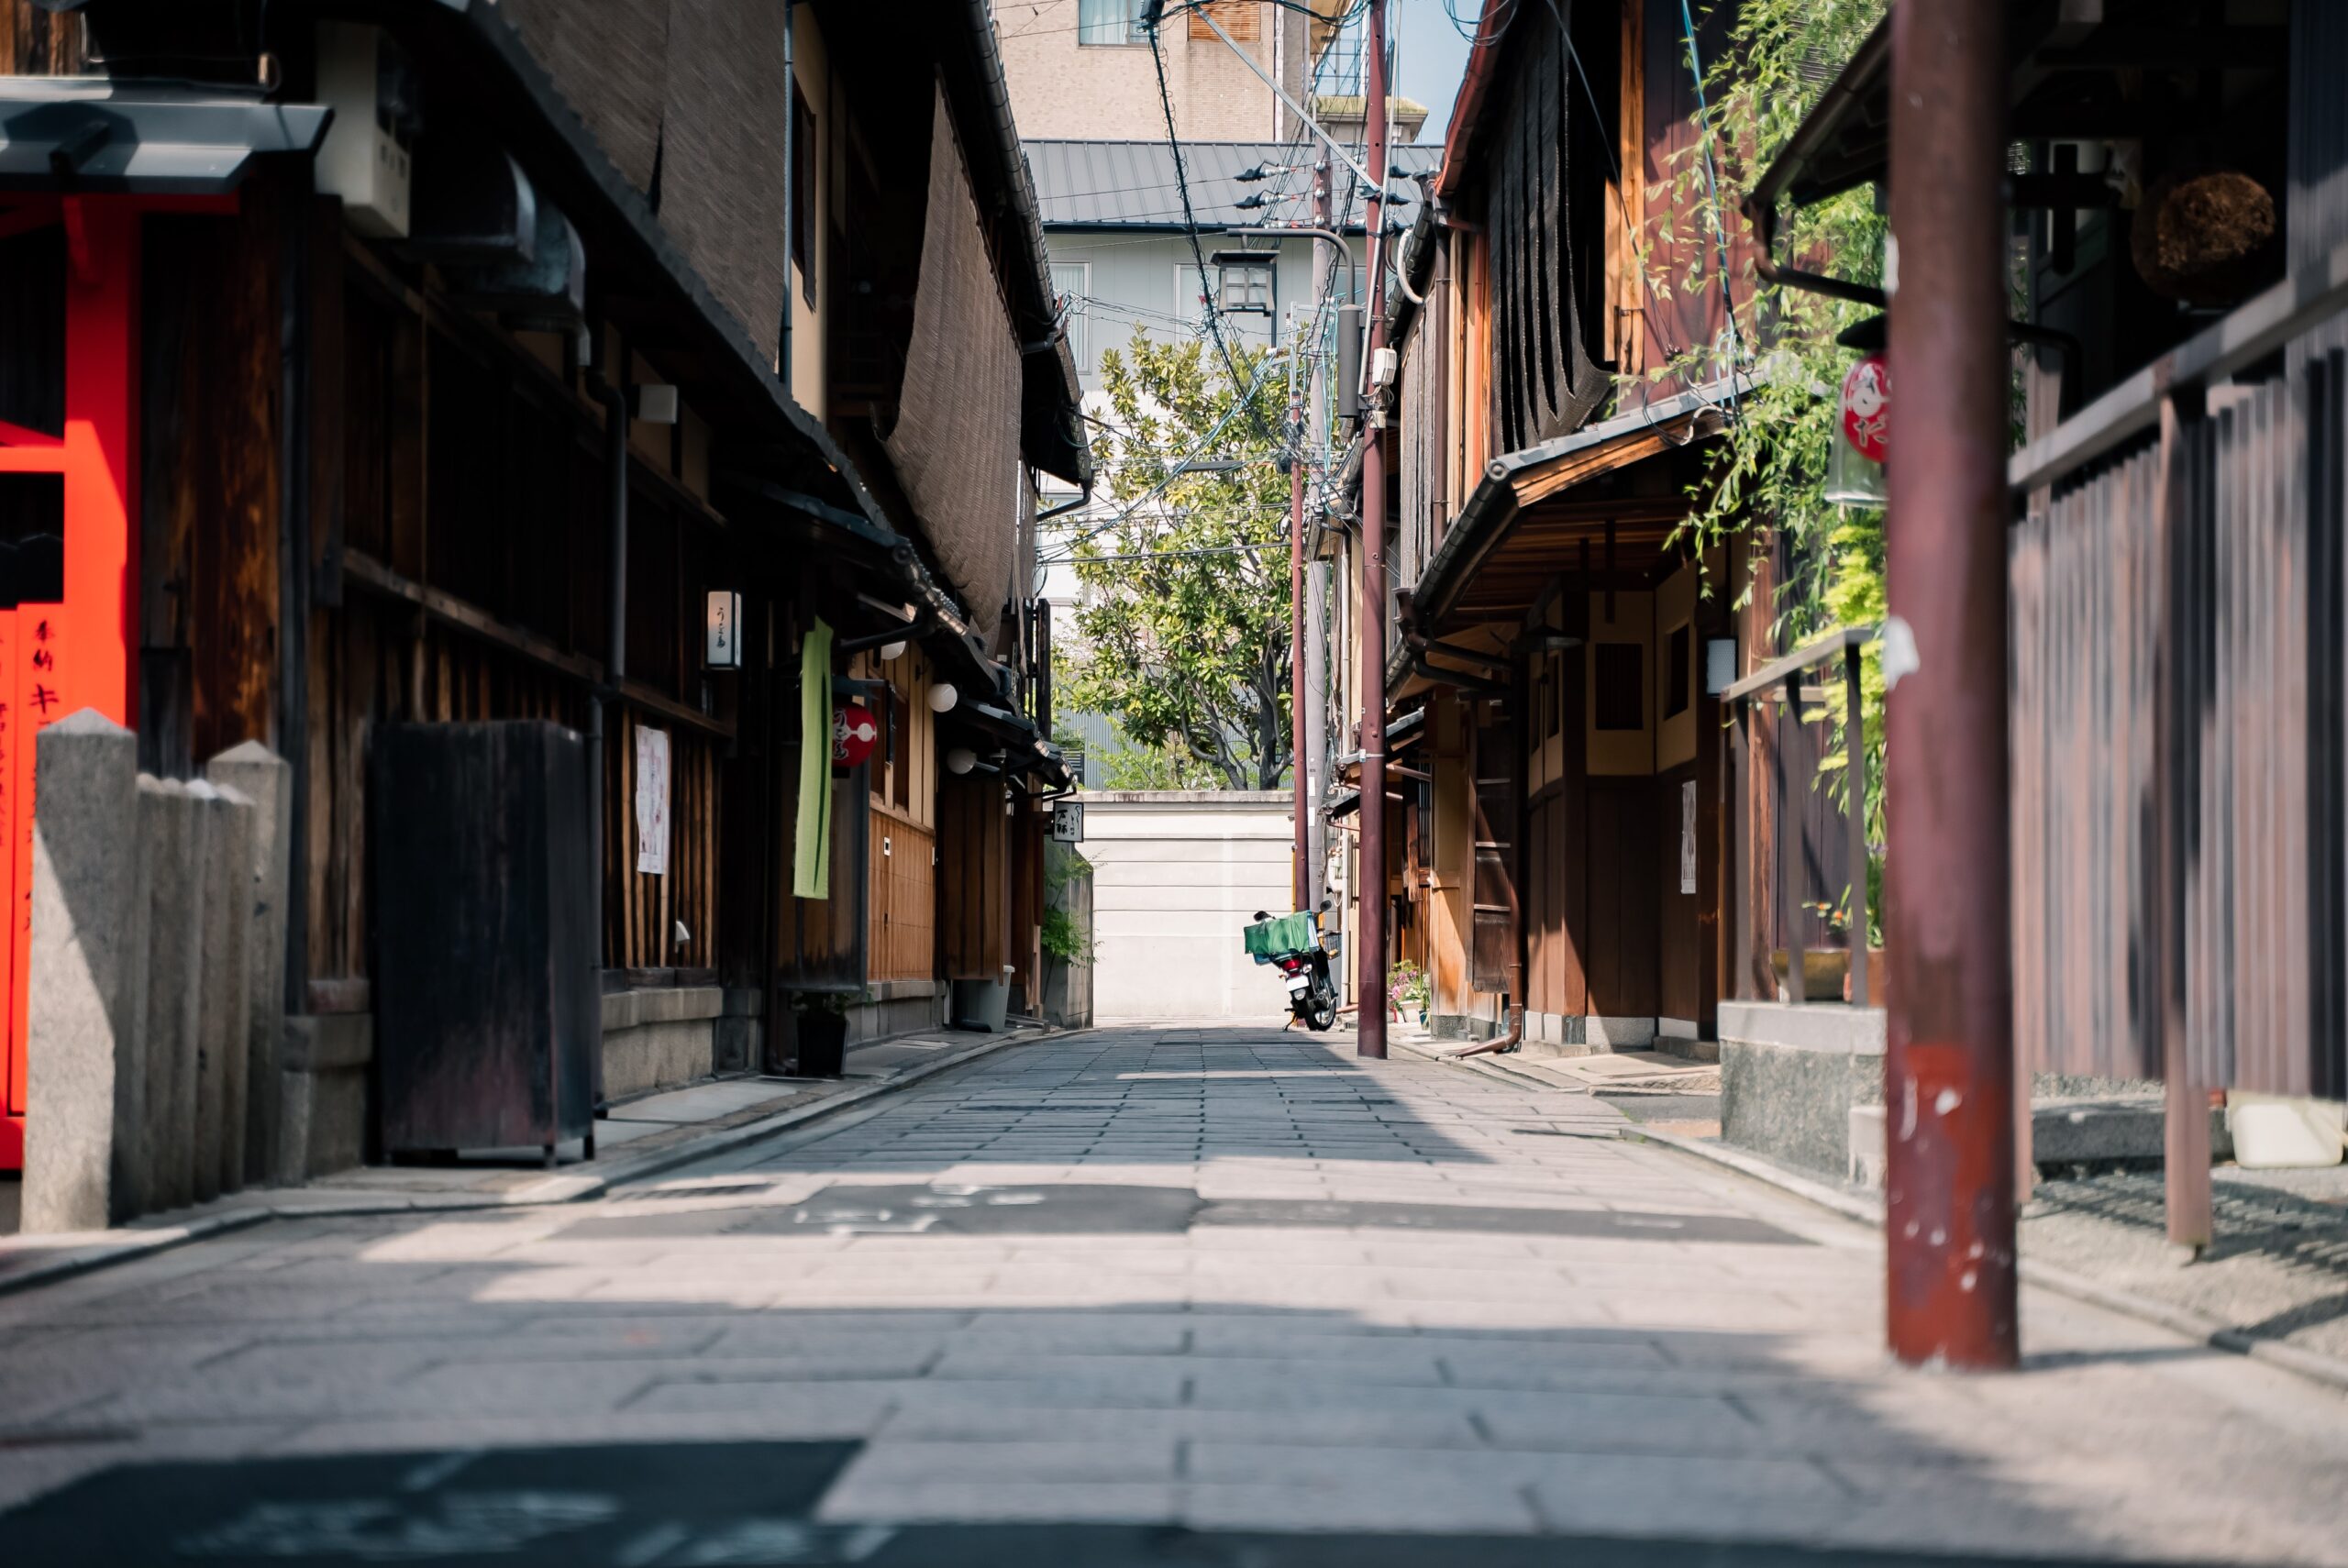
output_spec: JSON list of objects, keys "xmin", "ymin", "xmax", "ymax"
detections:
[{"xmin": 5, "ymin": 1023, "xmax": 2348, "ymax": 1564}]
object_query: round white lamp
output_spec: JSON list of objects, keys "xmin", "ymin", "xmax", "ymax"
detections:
[
  {"xmin": 946, "ymin": 747, "xmax": 978, "ymax": 776},
  {"xmin": 878, "ymin": 639, "xmax": 908, "ymax": 662},
  {"xmin": 927, "ymin": 681, "xmax": 959, "ymax": 713}
]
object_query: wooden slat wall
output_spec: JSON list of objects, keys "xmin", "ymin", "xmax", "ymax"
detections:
[
  {"xmin": 308, "ymin": 248, "xmax": 745, "ymax": 989},
  {"xmin": 2010, "ymin": 443, "xmax": 2160, "ymax": 1082},
  {"xmin": 2010, "ymin": 339, "xmax": 2348, "ymax": 1099},
  {"xmin": 1484, "ymin": 0, "xmax": 1609, "ymax": 453},
  {"xmin": 0, "ymin": 0, "xmax": 84, "ymax": 72},
  {"xmin": 867, "ymin": 812, "xmax": 936, "ymax": 983},
  {"xmin": 605, "ymin": 720, "xmax": 722, "ymax": 971},
  {"xmin": 938, "ymin": 768, "xmax": 1009, "ymax": 981},
  {"xmin": 307, "ymin": 604, "xmax": 583, "ymax": 983},
  {"xmin": 1469, "ymin": 704, "xmax": 1518, "ymax": 995},
  {"xmin": 140, "ymin": 209, "xmax": 283, "ymax": 772}
]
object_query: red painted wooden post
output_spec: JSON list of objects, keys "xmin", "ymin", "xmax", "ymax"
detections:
[{"xmin": 0, "ymin": 200, "xmax": 142, "ymax": 1169}]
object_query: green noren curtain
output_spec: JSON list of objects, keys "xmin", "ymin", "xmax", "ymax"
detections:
[{"xmin": 793, "ymin": 617, "xmax": 834, "ymax": 900}]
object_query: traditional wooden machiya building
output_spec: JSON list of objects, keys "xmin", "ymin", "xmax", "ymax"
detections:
[
  {"xmin": 1330, "ymin": 0, "xmax": 1766, "ymax": 1051},
  {"xmin": 0, "ymin": 0, "xmax": 1083, "ymax": 1194}
]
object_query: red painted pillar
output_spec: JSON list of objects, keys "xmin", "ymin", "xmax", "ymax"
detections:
[
  {"xmin": 1882, "ymin": 0, "xmax": 2019, "ymax": 1369},
  {"xmin": 0, "ymin": 200, "xmax": 141, "ymax": 1168},
  {"xmin": 61, "ymin": 198, "xmax": 140, "ymax": 727}
]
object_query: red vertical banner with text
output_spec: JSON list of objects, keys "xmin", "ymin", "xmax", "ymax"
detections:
[{"xmin": 0, "ymin": 610, "xmax": 17, "ymax": 1164}]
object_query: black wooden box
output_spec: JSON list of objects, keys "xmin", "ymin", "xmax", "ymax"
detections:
[{"xmin": 371, "ymin": 721, "xmax": 596, "ymax": 1161}]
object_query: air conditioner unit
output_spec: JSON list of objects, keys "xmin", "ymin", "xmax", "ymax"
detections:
[{"xmin": 316, "ymin": 22, "xmax": 416, "ymax": 238}]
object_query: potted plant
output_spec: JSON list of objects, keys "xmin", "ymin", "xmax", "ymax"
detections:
[
  {"xmin": 791, "ymin": 989, "xmax": 864, "ymax": 1078},
  {"xmin": 1387, "ymin": 961, "xmax": 1430, "ymax": 1026}
]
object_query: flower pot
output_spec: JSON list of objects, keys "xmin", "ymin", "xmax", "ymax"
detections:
[
  {"xmin": 794, "ymin": 1010, "xmax": 848, "ymax": 1078},
  {"xmin": 1770, "ymin": 948, "xmax": 1850, "ymax": 1002},
  {"xmin": 1842, "ymin": 948, "xmax": 1889, "ymax": 1007}
]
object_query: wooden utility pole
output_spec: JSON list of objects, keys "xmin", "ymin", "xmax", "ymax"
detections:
[
  {"xmin": 1883, "ymin": 0, "xmax": 2019, "ymax": 1369},
  {"xmin": 1357, "ymin": 0, "xmax": 1390, "ymax": 1059}
]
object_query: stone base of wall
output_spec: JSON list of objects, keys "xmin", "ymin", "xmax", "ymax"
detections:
[
  {"xmin": 281, "ymin": 1013, "xmax": 372, "ymax": 1181},
  {"xmin": 1517, "ymin": 1013, "xmax": 1662, "ymax": 1056},
  {"xmin": 1718, "ymin": 1002, "xmax": 1886, "ymax": 1180},
  {"xmin": 601, "ymin": 987, "xmax": 723, "ymax": 1100},
  {"xmin": 853, "ymin": 983, "xmax": 947, "ymax": 1046}
]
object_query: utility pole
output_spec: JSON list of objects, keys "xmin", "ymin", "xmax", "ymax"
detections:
[
  {"xmin": 1356, "ymin": 0, "xmax": 1390, "ymax": 1060},
  {"xmin": 1289, "ymin": 325, "xmax": 1308, "ymax": 912},
  {"xmin": 1883, "ymin": 0, "xmax": 2018, "ymax": 1369},
  {"xmin": 1305, "ymin": 148, "xmax": 1331, "ymax": 920}
]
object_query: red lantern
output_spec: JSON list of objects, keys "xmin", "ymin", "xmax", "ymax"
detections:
[
  {"xmin": 832, "ymin": 701, "xmax": 880, "ymax": 767},
  {"xmin": 1840, "ymin": 353, "xmax": 1889, "ymax": 464}
]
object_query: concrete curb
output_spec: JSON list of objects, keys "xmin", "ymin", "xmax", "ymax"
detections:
[
  {"xmin": 1624, "ymin": 1121, "xmax": 2348, "ymax": 1397},
  {"xmin": 0, "ymin": 1026, "xmax": 1058, "ymax": 1301}
]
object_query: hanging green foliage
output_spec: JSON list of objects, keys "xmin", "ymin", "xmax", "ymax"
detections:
[{"xmin": 1648, "ymin": 0, "xmax": 1889, "ymax": 938}]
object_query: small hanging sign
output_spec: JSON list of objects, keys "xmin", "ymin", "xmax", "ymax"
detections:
[
  {"xmin": 635, "ymin": 724, "xmax": 670, "ymax": 876},
  {"xmin": 704, "ymin": 590, "xmax": 743, "ymax": 669},
  {"xmin": 832, "ymin": 701, "xmax": 879, "ymax": 768},
  {"xmin": 1840, "ymin": 353, "xmax": 1889, "ymax": 464}
]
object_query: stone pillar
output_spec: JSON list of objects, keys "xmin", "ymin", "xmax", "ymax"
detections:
[
  {"xmin": 205, "ymin": 741, "xmax": 290, "ymax": 1187},
  {"xmin": 23, "ymin": 712, "xmax": 147, "ymax": 1232},
  {"xmin": 142, "ymin": 778, "xmax": 207, "ymax": 1213},
  {"xmin": 197, "ymin": 782, "xmax": 255, "ymax": 1198}
]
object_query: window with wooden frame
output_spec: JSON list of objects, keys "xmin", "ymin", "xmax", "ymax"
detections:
[
  {"xmin": 1189, "ymin": 1, "xmax": 1259, "ymax": 41},
  {"xmin": 1594, "ymin": 643, "xmax": 1644, "ymax": 731}
]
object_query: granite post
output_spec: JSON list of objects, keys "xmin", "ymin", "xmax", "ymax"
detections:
[
  {"xmin": 205, "ymin": 741, "xmax": 290, "ymax": 1186},
  {"xmin": 197, "ymin": 781, "xmax": 255, "ymax": 1197},
  {"xmin": 22, "ymin": 712, "xmax": 147, "ymax": 1231},
  {"xmin": 142, "ymin": 778, "xmax": 206, "ymax": 1212}
]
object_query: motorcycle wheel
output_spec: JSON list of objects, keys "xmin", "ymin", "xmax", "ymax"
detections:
[{"xmin": 1307, "ymin": 1001, "xmax": 1337, "ymax": 1032}]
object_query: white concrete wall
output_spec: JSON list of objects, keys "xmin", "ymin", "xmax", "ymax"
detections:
[{"xmin": 1082, "ymin": 790, "xmax": 1294, "ymax": 1021}]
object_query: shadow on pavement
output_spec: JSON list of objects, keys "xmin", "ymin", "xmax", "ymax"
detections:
[{"xmin": 0, "ymin": 1436, "xmax": 2272, "ymax": 1568}]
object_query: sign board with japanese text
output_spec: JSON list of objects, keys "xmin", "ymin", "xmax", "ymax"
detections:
[{"xmin": 635, "ymin": 724, "xmax": 670, "ymax": 876}]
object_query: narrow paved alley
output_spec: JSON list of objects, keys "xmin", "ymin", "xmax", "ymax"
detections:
[{"xmin": 4, "ymin": 1026, "xmax": 2346, "ymax": 1565}]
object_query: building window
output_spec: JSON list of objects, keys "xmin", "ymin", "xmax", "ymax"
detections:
[
  {"xmin": 1079, "ymin": 0, "xmax": 1147, "ymax": 46},
  {"xmin": 1051, "ymin": 261, "xmax": 1091, "ymax": 371},
  {"xmin": 1218, "ymin": 259, "xmax": 1273, "ymax": 315},
  {"xmin": 1189, "ymin": 2, "xmax": 1259, "ymax": 42},
  {"xmin": 1594, "ymin": 643, "xmax": 1644, "ymax": 731},
  {"xmin": 1173, "ymin": 263, "xmax": 1213, "ymax": 328}
]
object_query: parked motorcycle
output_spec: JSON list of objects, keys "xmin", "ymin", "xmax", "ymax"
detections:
[{"xmin": 1246, "ymin": 909, "xmax": 1339, "ymax": 1032}]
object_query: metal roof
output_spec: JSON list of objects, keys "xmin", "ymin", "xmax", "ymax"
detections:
[
  {"xmin": 0, "ymin": 80, "xmax": 329, "ymax": 193},
  {"xmin": 1026, "ymin": 138, "xmax": 1439, "ymax": 232}
]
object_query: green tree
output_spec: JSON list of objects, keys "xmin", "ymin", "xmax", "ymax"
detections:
[{"xmin": 1058, "ymin": 332, "xmax": 1293, "ymax": 790}]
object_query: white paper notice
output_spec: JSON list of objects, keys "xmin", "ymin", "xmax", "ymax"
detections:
[
  {"xmin": 1680, "ymin": 778, "xmax": 1698, "ymax": 895},
  {"xmin": 636, "ymin": 724, "xmax": 671, "ymax": 876}
]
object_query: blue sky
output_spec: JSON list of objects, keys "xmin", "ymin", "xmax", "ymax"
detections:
[{"xmin": 1394, "ymin": 0, "xmax": 1477, "ymax": 145}]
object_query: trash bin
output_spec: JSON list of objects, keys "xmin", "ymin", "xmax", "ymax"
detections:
[{"xmin": 951, "ymin": 975, "xmax": 1012, "ymax": 1032}]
